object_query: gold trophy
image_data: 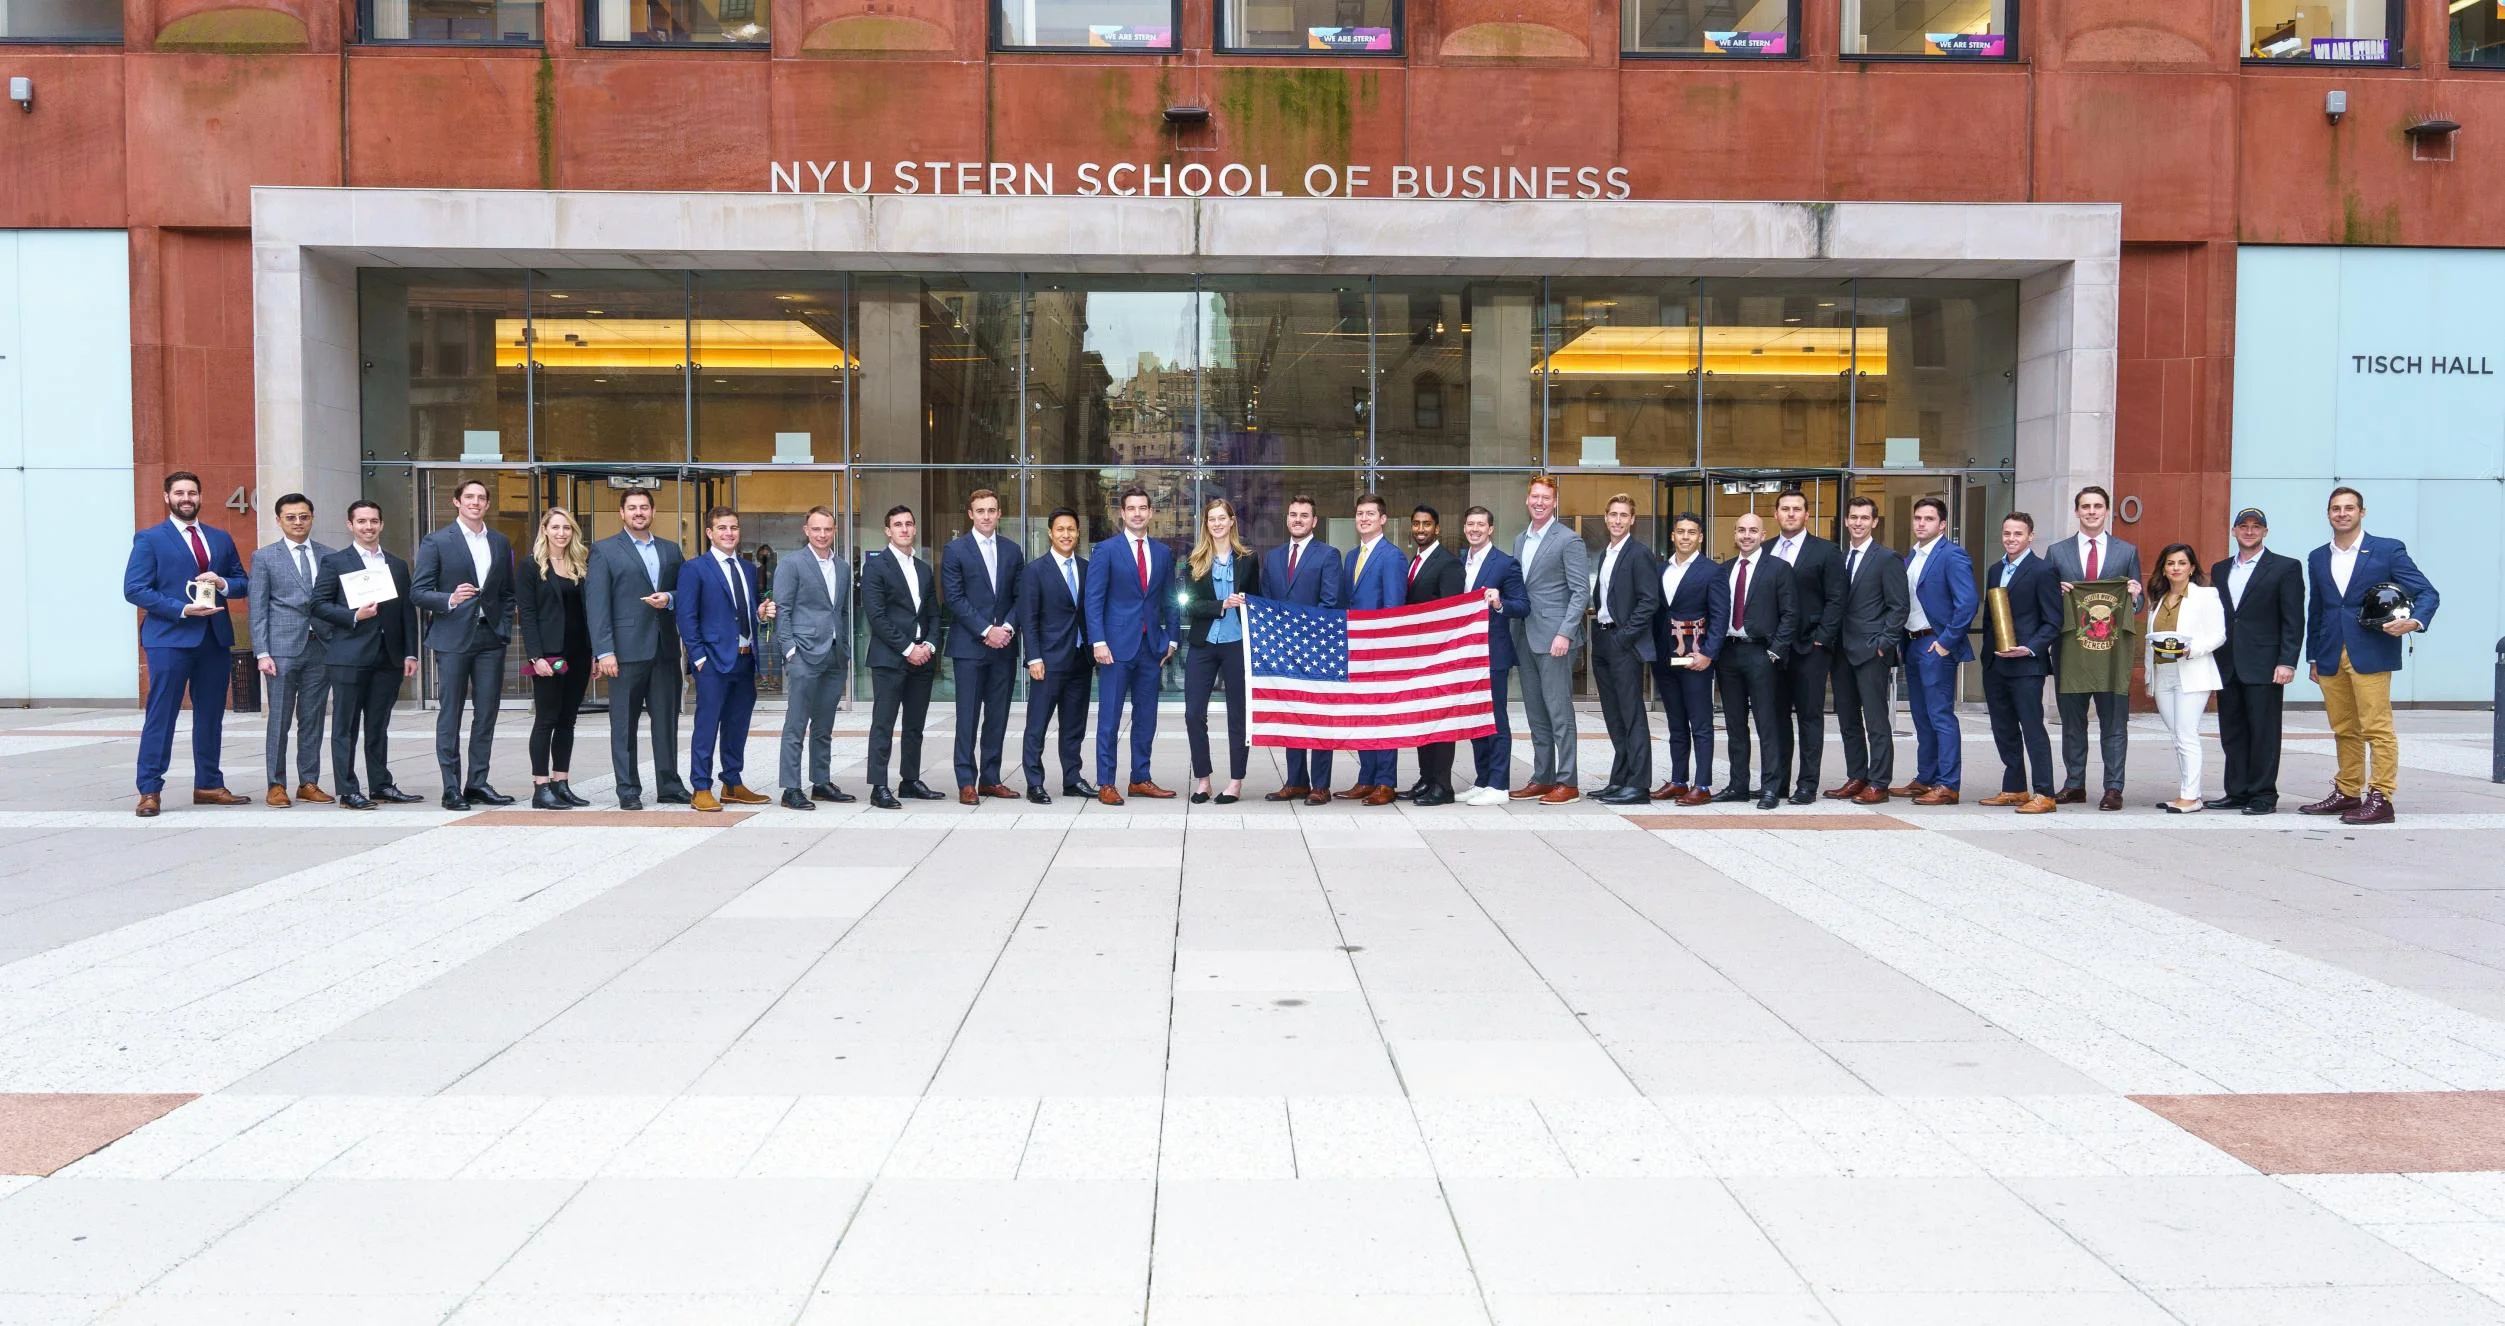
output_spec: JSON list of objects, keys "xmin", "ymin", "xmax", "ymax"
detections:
[{"xmin": 1985, "ymin": 586, "xmax": 2018, "ymax": 653}]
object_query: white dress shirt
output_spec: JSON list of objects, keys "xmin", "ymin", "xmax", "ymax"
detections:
[
  {"xmin": 2226, "ymin": 546, "xmax": 2262, "ymax": 609},
  {"xmin": 712, "ymin": 547, "xmax": 752, "ymax": 650},
  {"xmin": 1520, "ymin": 518, "xmax": 1552, "ymax": 564},
  {"xmin": 1773, "ymin": 531, "xmax": 1804, "ymax": 565},
  {"xmin": 459, "ymin": 519, "xmax": 493, "ymax": 586},
  {"xmin": 975, "ymin": 531, "xmax": 999, "ymax": 591},
  {"xmin": 891, "ymin": 545, "xmax": 923, "ymax": 615},
  {"xmin": 1465, "ymin": 544, "xmax": 1489, "ymax": 590},
  {"xmin": 1659, "ymin": 552, "xmax": 1698, "ymax": 607},
  {"xmin": 2328, "ymin": 535, "xmax": 2362, "ymax": 596},
  {"xmin": 1725, "ymin": 549, "xmax": 1762, "ymax": 638},
  {"xmin": 1844, "ymin": 538, "xmax": 1873, "ymax": 583},
  {"xmin": 1905, "ymin": 539, "xmax": 1937, "ymax": 633},
  {"xmin": 356, "ymin": 542, "xmax": 388, "ymax": 573},
  {"xmin": 2074, "ymin": 531, "xmax": 2107, "ymax": 579}
]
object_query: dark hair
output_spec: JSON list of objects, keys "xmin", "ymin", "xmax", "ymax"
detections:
[
  {"xmin": 455, "ymin": 479, "xmax": 491, "ymax": 501},
  {"xmin": 1845, "ymin": 495, "xmax": 1878, "ymax": 518},
  {"xmin": 1463, "ymin": 505, "xmax": 1494, "ymax": 524},
  {"xmin": 1411, "ymin": 504, "xmax": 1440, "ymax": 523},
  {"xmin": 2073, "ymin": 485, "xmax": 2111, "ymax": 510},
  {"xmin": 1913, "ymin": 496, "xmax": 1949, "ymax": 522},
  {"xmin": 347, "ymin": 499, "xmax": 382, "ymax": 521},
  {"xmin": 2003, "ymin": 511, "xmax": 2036, "ymax": 533},
  {"xmin": 1116, "ymin": 484, "xmax": 1150, "ymax": 508},
  {"xmin": 272, "ymin": 492, "xmax": 313, "ymax": 516},
  {"xmin": 1671, "ymin": 510, "xmax": 1705, "ymax": 533},
  {"xmin": 1776, "ymin": 487, "xmax": 1807, "ymax": 506},
  {"xmin": 1355, "ymin": 492, "xmax": 1387, "ymax": 516},
  {"xmin": 2154, "ymin": 542, "xmax": 2207, "ymax": 586},
  {"xmin": 884, "ymin": 503, "xmax": 914, "ymax": 524},
  {"xmin": 1047, "ymin": 506, "xmax": 1080, "ymax": 528},
  {"xmin": 1286, "ymin": 493, "xmax": 1317, "ymax": 514},
  {"xmin": 619, "ymin": 487, "xmax": 654, "ymax": 508},
  {"xmin": 163, "ymin": 471, "xmax": 201, "ymax": 494},
  {"xmin": 704, "ymin": 505, "xmax": 738, "ymax": 528},
  {"xmin": 2328, "ymin": 485, "xmax": 2366, "ymax": 509},
  {"xmin": 966, "ymin": 487, "xmax": 1000, "ymax": 511}
]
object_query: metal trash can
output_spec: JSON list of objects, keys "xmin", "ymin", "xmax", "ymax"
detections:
[{"xmin": 230, "ymin": 647, "xmax": 262, "ymax": 713}]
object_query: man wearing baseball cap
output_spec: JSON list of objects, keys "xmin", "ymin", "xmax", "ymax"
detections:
[
  {"xmin": 2302, "ymin": 487, "xmax": 2440, "ymax": 825},
  {"xmin": 2207, "ymin": 508, "xmax": 2304, "ymax": 815}
]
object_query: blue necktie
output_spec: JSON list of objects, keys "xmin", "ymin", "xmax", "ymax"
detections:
[{"xmin": 1063, "ymin": 557, "xmax": 1078, "ymax": 602}]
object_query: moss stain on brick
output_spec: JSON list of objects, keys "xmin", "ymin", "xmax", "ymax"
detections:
[{"xmin": 1216, "ymin": 67, "xmax": 1356, "ymax": 173}]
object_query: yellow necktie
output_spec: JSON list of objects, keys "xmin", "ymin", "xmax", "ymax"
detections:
[{"xmin": 1356, "ymin": 542, "xmax": 1371, "ymax": 579}]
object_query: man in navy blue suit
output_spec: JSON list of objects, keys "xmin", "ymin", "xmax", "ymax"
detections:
[
  {"xmin": 1017, "ymin": 508, "xmax": 1094, "ymax": 804},
  {"xmin": 1085, "ymin": 484, "xmax": 1178, "ymax": 805},
  {"xmin": 1979, "ymin": 513, "xmax": 2063, "ymax": 814},
  {"xmin": 124, "ymin": 471, "xmax": 254, "ymax": 816},
  {"xmin": 942, "ymin": 488, "xmax": 1026, "ymax": 805},
  {"xmin": 1895, "ymin": 496, "xmax": 1977, "ymax": 805},
  {"xmin": 1339, "ymin": 492, "xmax": 1410, "ymax": 806},
  {"xmin": 1259, "ymin": 493, "xmax": 1344, "ymax": 807},
  {"xmin": 675, "ymin": 506, "xmax": 777, "ymax": 812},
  {"xmin": 1459, "ymin": 505, "xmax": 1528, "ymax": 806},
  {"xmin": 2301, "ymin": 486, "xmax": 2440, "ymax": 825}
]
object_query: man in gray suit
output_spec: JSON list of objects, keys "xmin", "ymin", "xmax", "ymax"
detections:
[
  {"xmin": 1509, "ymin": 475, "xmax": 1591, "ymax": 805},
  {"xmin": 248, "ymin": 492, "xmax": 335, "ymax": 806},
  {"xmin": 2042, "ymin": 484, "xmax": 2143, "ymax": 811},
  {"xmin": 412, "ymin": 477, "xmax": 517, "ymax": 811},
  {"xmin": 586, "ymin": 487, "xmax": 691, "ymax": 811},
  {"xmin": 772, "ymin": 505, "xmax": 857, "ymax": 810}
]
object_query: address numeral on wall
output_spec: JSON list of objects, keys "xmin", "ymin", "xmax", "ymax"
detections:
[{"xmin": 226, "ymin": 487, "xmax": 253, "ymax": 515}]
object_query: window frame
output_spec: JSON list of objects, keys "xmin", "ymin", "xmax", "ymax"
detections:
[
  {"xmin": 577, "ymin": 0, "xmax": 771, "ymax": 49},
  {"xmin": 1212, "ymin": 0, "xmax": 1404, "ymax": 57},
  {"xmin": 1838, "ymin": 0, "xmax": 2022, "ymax": 63},
  {"xmin": 356, "ymin": 0, "xmax": 544, "ymax": 46},
  {"xmin": 2239, "ymin": 0, "xmax": 2405, "ymax": 66},
  {"xmin": 991, "ymin": 0, "xmax": 1186, "ymax": 53},
  {"xmin": 1619, "ymin": 0, "xmax": 1805, "ymax": 61},
  {"xmin": 0, "ymin": 0, "xmax": 121, "ymax": 44},
  {"xmin": 2453, "ymin": 3, "xmax": 2505, "ymax": 69}
]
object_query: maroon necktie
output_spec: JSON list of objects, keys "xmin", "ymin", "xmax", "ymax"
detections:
[
  {"xmin": 1408, "ymin": 552, "xmax": 1424, "ymax": 588},
  {"xmin": 185, "ymin": 524, "xmax": 210, "ymax": 574},
  {"xmin": 2084, "ymin": 538, "xmax": 2100, "ymax": 582},
  {"xmin": 1135, "ymin": 538, "xmax": 1149, "ymax": 593},
  {"xmin": 1731, "ymin": 556, "xmax": 1750, "ymax": 634},
  {"xmin": 1286, "ymin": 542, "xmax": 1300, "ymax": 584}
]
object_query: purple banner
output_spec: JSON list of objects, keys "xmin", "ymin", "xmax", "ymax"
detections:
[{"xmin": 1308, "ymin": 26, "xmax": 1393, "ymax": 51}]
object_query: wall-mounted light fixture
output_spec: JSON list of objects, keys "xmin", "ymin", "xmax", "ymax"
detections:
[
  {"xmin": 1162, "ymin": 105, "xmax": 1211, "ymax": 127},
  {"xmin": 8, "ymin": 77, "xmax": 31, "ymax": 113},
  {"xmin": 2324, "ymin": 89, "xmax": 2346, "ymax": 126}
]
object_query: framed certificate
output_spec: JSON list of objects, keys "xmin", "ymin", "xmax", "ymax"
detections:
[{"xmin": 341, "ymin": 567, "xmax": 397, "ymax": 612}]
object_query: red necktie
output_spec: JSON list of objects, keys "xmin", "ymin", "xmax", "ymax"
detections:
[
  {"xmin": 1135, "ymin": 537, "xmax": 1150, "ymax": 593},
  {"xmin": 2084, "ymin": 538, "xmax": 2100, "ymax": 582},
  {"xmin": 1286, "ymin": 542, "xmax": 1300, "ymax": 584},
  {"xmin": 1408, "ymin": 552, "xmax": 1423, "ymax": 588},
  {"xmin": 1731, "ymin": 556, "xmax": 1750, "ymax": 633},
  {"xmin": 185, "ymin": 524, "xmax": 211, "ymax": 574}
]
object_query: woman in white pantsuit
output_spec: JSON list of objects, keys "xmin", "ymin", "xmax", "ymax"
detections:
[{"xmin": 2144, "ymin": 542, "xmax": 2227, "ymax": 813}]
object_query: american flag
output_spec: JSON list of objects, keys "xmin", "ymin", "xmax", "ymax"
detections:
[{"xmin": 1243, "ymin": 593, "xmax": 1497, "ymax": 750}]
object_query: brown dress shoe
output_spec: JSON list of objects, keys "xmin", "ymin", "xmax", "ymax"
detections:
[
  {"xmin": 1822, "ymin": 779, "xmax": 1867, "ymax": 801},
  {"xmin": 1303, "ymin": 789, "xmax": 1330, "ymax": 807},
  {"xmin": 1912, "ymin": 787, "xmax": 1959, "ymax": 806},
  {"xmin": 266, "ymin": 784, "xmax": 292, "ymax": 808},
  {"xmin": 2300, "ymin": 787, "xmax": 2362, "ymax": 816},
  {"xmin": 722, "ymin": 784, "xmax": 770, "ymax": 805},
  {"xmin": 2017, "ymin": 793, "xmax": 2058, "ymax": 814},
  {"xmin": 1097, "ymin": 786, "xmax": 1126, "ymax": 806},
  {"xmin": 1888, "ymin": 782, "xmax": 1932, "ymax": 799},
  {"xmin": 982, "ymin": 784, "xmax": 1018, "ymax": 799},
  {"xmin": 2052, "ymin": 787, "xmax": 2087, "ymax": 805},
  {"xmin": 1129, "ymin": 781, "xmax": 1177, "ymax": 799},
  {"xmin": 294, "ymin": 783, "xmax": 334, "ymax": 804},
  {"xmin": 2098, "ymin": 789, "xmax": 2124, "ymax": 812},
  {"xmin": 2340, "ymin": 789, "xmax": 2396, "ymax": 825},
  {"xmin": 1651, "ymin": 782, "xmax": 1686, "ymax": 801},
  {"xmin": 1853, "ymin": 786, "xmax": 1889, "ymax": 805},
  {"xmin": 1508, "ymin": 783, "xmax": 1554, "ymax": 801},
  {"xmin": 1335, "ymin": 784, "xmax": 1374, "ymax": 800},
  {"xmin": 1362, "ymin": 786, "xmax": 1397, "ymax": 806},
  {"xmin": 1539, "ymin": 785, "xmax": 1581, "ymax": 804},
  {"xmin": 959, "ymin": 787, "xmax": 980, "ymax": 806},
  {"xmin": 1266, "ymin": 785, "xmax": 1310, "ymax": 802},
  {"xmin": 1979, "ymin": 791, "xmax": 2029, "ymax": 807},
  {"xmin": 691, "ymin": 789, "xmax": 722, "ymax": 812},
  {"xmin": 194, "ymin": 787, "xmax": 249, "ymax": 806},
  {"xmin": 135, "ymin": 793, "xmax": 161, "ymax": 818},
  {"xmin": 1676, "ymin": 787, "xmax": 1713, "ymax": 807}
]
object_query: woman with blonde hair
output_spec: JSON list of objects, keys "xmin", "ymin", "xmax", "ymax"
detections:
[
  {"xmin": 518, "ymin": 506, "xmax": 594, "ymax": 810},
  {"xmin": 2145, "ymin": 541, "xmax": 2227, "ymax": 813},
  {"xmin": 1179, "ymin": 496, "xmax": 1264, "ymax": 804}
]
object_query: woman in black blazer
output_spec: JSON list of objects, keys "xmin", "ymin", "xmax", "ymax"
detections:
[
  {"xmin": 517, "ymin": 507, "xmax": 594, "ymax": 810},
  {"xmin": 1180, "ymin": 497, "xmax": 1264, "ymax": 804}
]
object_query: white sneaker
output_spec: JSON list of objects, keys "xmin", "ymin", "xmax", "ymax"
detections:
[{"xmin": 1465, "ymin": 786, "xmax": 1509, "ymax": 807}]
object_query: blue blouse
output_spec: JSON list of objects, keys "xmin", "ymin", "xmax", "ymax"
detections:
[{"xmin": 1207, "ymin": 556, "xmax": 1241, "ymax": 645}]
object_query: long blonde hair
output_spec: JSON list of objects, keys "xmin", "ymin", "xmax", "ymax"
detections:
[
  {"xmin": 533, "ymin": 507, "xmax": 588, "ymax": 582},
  {"xmin": 1188, "ymin": 496, "xmax": 1252, "ymax": 580}
]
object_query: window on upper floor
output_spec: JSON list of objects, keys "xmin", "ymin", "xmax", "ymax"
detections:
[
  {"xmin": 995, "ymin": 0, "xmax": 1178, "ymax": 50},
  {"xmin": 2457, "ymin": 1, "xmax": 2505, "ymax": 67},
  {"xmin": 0, "ymin": 0, "xmax": 120, "ymax": 41},
  {"xmin": 1842, "ymin": 0, "xmax": 2015, "ymax": 59},
  {"xmin": 1219, "ymin": 0, "xmax": 1400, "ymax": 53},
  {"xmin": 362, "ymin": 0, "xmax": 541, "ymax": 43},
  {"xmin": 584, "ymin": 0, "xmax": 764, "ymax": 45},
  {"xmin": 2245, "ymin": 0, "xmax": 2400, "ymax": 62},
  {"xmin": 1623, "ymin": 0, "xmax": 1799, "ymax": 57}
]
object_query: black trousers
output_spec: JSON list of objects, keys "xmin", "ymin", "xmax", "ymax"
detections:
[
  {"xmin": 2217, "ymin": 678, "xmax": 2287, "ymax": 803},
  {"xmin": 1831, "ymin": 651, "xmax": 1897, "ymax": 788},
  {"xmin": 1985, "ymin": 665, "xmax": 2056, "ymax": 795},
  {"xmin": 1022, "ymin": 654, "xmax": 1092, "ymax": 789},
  {"xmin": 1772, "ymin": 646, "xmax": 1832, "ymax": 792},
  {"xmin": 607, "ymin": 655, "xmax": 686, "ymax": 799},
  {"xmin": 1185, "ymin": 639, "xmax": 1249, "ymax": 780},
  {"xmin": 529, "ymin": 656, "xmax": 591, "ymax": 777},
  {"xmin": 1591, "ymin": 623, "xmax": 1653, "ymax": 792},
  {"xmin": 434, "ymin": 646, "xmax": 504, "ymax": 792},
  {"xmin": 1715, "ymin": 639, "xmax": 1783, "ymax": 792},
  {"xmin": 952, "ymin": 650, "xmax": 1017, "ymax": 788},
  {"xmin": 868, "ymin": 660, "xmax": 937, "ymax": 789},
  {"xmin": 328, "ymin": 665, "xmax": 400, "ymax": 798}
]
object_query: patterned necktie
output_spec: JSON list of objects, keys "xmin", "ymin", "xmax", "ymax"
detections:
[{"xmin": 295, "ymin": 544, "xmax": 312, "ymax": 587}]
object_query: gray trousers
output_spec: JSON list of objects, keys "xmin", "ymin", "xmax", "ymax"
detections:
[
  {"xmin": 264, "ymin": 656, "xmax": 328, "ymax": 787},
  {"xmin": 1515, "ymin": 636, "xmax": 1579, "ymax": 786},
  {"xmin": 2058, "ymin": 690, "xmax": 2129, "ymax": 791},
  {"xmin": 779, "ymin": 650, "xmax": 846, "ymax": 791},
  {"xmin": 435, "ymin": 646, "xmax": 505, "ymax": 791}
]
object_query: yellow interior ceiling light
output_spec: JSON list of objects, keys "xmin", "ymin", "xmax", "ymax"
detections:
[
  {"xmin": 1539, "ymin": 325, "xmax": 1888, "ymax": 378},
  {"xmin": 496, "ymin": 318, "xmax": 857, "ymax": 370}
]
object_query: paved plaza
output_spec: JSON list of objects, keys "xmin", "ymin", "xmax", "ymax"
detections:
[{"xmin": 3, "ymin": 700, "xmax": 2505, "ymax": 1325}]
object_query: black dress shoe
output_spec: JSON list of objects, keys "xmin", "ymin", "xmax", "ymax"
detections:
[
  {"xmin": 2242, "ymin": 800, "xmax": 2277, "ymax": 816},
  {"xmin": 1595, "ymin": 785, "xmax": 1625, "ymax": 800},
  {"xmin": 656, "ymin": 788, "xmax": 694, "ymax": 805},
  {"xmin": 617, "ymin": 795, "xmax": 644, "ymax": 811},
  {"xmin": 1596, "ymin": 788, "xmax": 1648, "ymax": 806},
  {"xmin": 1215, "ymin": 792, "xmax": 1239, "ymax": 806},
  {"xmin": 1755, "ymin": 791, "xmax": 1784, "ymax": 810},
  {"xmin": 1191, "ymin": 790, "xmax": 1211, "ymax": 804},
  {"xmin": 1788, "ymin": 790, "xmax": 1817, "ymax": 806},
  {"xmin": 373, "ymin": 785, "xmax": 424, "ymax": 805},
  {"xmin": 440, "ymin": 791, "xmax": 471, "ymax": 811},
  {"xmin": 811, "ymin": 783, "xmax": 857, "ymax": 804},
  {"xmin": 531, "ymin": 784, "xmax": 569, "ymax": 811},
  {"xmin": 898, "ymin": 779, "xmax": 946, "ymax": 801},
  {"xmin": 465, "ymin": 784, "xmax": 516, "ymax": 807},
  {"xmin": 870, "ymin": 786, "xmax": 902, "ymax": 810},
  {"xmin": 552, "ymin": 781, "xmax": 591, "ymax": 808},
  {"xmin": 1026, "ymin": 787, "xmax": 1052, "ymax": 805},
  {"xmin": 781, "ymin": 789, "xmax": 816, "ymax": 810},
  {"xmin": 2203, "ymin": 795, "xmax": 2248, "ymax": 811},
  {"xmin": 1063, "ymin": 779, "xmax": 1098, "ymax": 798},
  {"xmin": 1413, "ymin": 787, "xmax": 1456, "ymax": 807},
  {"xmin": 337, "ymin": 792, "xmax": 376, "ymax": 810},
  {"xmin": 1712, "ymin": 786, "xmax": 1755, "ymax": 804}
]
